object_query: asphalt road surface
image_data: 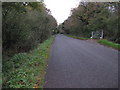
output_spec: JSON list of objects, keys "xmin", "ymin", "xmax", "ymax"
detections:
[{"xmin": 45, "ymin": 34, "xmax": 118, "ymax": 88}]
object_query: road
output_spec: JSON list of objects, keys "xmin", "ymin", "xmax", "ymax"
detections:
[{"xmin": 44, "ymin": 34, "xmax": 118, "ymax": 88}]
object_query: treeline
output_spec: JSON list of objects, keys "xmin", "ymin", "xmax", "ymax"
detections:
[
  {"xmin": 2, "ymin": 2, "xmax": 57, "ymax": 58},
  {"xmin": 61, "ymin": 2, "xmax": 119, "ymax": 43}
]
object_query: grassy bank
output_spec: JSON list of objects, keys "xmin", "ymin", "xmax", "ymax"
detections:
[
  {"xmin": 2, "ymin": 36, "xmax": 55, "ymax": 88},
  {"xmin": 97, "ymin": 39, "xmax": 120, "ymax": 50},
  {"xmin": 65, "ymin": 34, "xmax": 90, "ymax": 40},
  {"xmin": 65, "ymin": 34, "xmax": 120, "ymax": 50}
]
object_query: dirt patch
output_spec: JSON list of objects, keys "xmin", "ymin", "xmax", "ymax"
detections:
[{"xmin": 85, "ymin": 39, "xmax": 99, "ymax": 45}]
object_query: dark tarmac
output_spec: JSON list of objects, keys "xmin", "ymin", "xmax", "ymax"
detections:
[{"xmin": 45, "ymin": 34, "xmax": 118, "ymax": 88}]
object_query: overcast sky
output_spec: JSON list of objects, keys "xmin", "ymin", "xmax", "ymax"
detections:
[{"xmin": 44, "ymin": 0, "xmax": 81, "ymax": 25}]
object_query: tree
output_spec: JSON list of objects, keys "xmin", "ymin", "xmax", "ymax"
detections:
[
  {"xmin": 2, "ymin": 2, "xmax": 57, "ymax": 58},
  {"xmin": 62, "ymin": 2, "xmax": 119, "ymax": 43}
]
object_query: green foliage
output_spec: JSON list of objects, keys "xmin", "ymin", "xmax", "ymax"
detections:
[
  {"xmin": 97, "ymin": 39, "xmax": 120, "ymax": 50},
  {"xmin": 62, "ymin": 2, "xmax": 119, "ymax": 43},
  {"xmin": 2, "ymin": 2, "xmax": 57, "ymax": 58},
  {"xmin": 2, "ymin": 36, "xmax": 54, "ymax": 88},
  {"xmin": 2, "ymin": 2, "xmax": 57, "ymax": 88}
]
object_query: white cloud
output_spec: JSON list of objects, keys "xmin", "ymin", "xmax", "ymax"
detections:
[{"xmin": 44, "ymin": 0, "xmax": 81, "ymax": 24}]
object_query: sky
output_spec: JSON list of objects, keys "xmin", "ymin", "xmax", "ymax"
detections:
[{"xmin": 44, "ymin": 0, "xmax": 81, "ymax": 25}]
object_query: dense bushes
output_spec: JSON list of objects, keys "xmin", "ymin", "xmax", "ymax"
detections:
[
  {"xmin": 2, "ymin": 2, "xmax": 57, "ymax": 87},
  {"xmin": 61, "ymin": 2, "xmax": 119, "ymax": 43},
  {"xmin": 2, "ymin": 2, "xmax": 57, "ymax": 58}
]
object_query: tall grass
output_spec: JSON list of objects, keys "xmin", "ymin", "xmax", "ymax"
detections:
[{"xmin": 2, "ymin": 36, "xmax": 54, "ymax": 88}]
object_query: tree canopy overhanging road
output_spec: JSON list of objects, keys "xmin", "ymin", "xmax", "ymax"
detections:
[{"xmin": 45, "ymin": 34, "xmax": 118, "ymax": 88}]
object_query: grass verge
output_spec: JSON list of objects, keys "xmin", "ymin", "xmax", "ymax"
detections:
[
  {"xmin": 65, "ymin": 34, "xmax": 90, "ymax": 40},
  {"xmin": 65, "ymin": 34, "xmax": 120, "ymax": 50},
  {"xmin": 2, "ymin": 36, "xmax": 55, "ymax": 88},
  {"xmin": 97, "ymin": 39, "xmax": 120, "ymax": 50}
]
